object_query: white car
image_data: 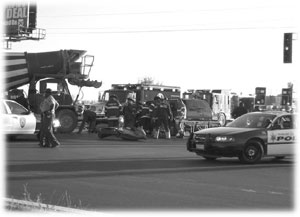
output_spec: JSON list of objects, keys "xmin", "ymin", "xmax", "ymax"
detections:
[{"xmin": 1, "ymin": 99, "xmax": 39, "ymax": 137}]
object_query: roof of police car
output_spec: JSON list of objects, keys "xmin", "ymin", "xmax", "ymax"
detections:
[{"xmin": 251, "ymin": 111, "xmax": 290, "ymax": 116}]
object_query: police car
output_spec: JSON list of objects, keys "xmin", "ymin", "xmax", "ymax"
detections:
[
  {"xmin": 187, "ymin": 111, "xmax": 295, "ymax": 164},
  {"xmin": 1, "ymin": 99, "xmax": 40, "ymax": 138}
]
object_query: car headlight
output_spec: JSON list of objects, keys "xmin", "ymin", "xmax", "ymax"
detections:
[{"xmin": 215, "ymin": 136, "xmax": 235, "ymax": 142}]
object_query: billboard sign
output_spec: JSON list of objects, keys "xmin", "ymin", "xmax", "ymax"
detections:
[{"xmin": 4, "ymin": 3, "xmax": 36, "ymax": 36}]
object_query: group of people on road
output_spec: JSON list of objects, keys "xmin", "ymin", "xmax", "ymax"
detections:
[
  {"xmin": 103, "ymin": 92, "xmax": 174, "ymax": 139},
  {"xmin": 37, "ymin": 89, "xmax": 175, "ymax": 149}
]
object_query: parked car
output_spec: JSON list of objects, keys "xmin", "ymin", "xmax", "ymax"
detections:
[
  {"xmin": 187, "ymin": 111, "xmax": 295, "ymax": 164},
  {"xmin": 2, "ymin": 99, "xmax": 40, "ymax": 138}
]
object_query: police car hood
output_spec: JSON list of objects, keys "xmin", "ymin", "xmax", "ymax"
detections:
[{"xmin": 194, "ymin": 127, "xmax": 261, "ymax": 136}]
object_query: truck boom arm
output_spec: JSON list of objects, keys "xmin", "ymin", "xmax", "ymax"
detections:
[{"xmin": 5, "ymin": 49, "xmax": 102, "ymax": 90}]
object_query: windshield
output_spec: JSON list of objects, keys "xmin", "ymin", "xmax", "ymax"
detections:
[
  {"xmin": 227, "ymin": 113, "xmax": 277, "ymax": 128},
  {"xmin": 5, "ymin": 100, "xmax": 29, "ymax": 115}
]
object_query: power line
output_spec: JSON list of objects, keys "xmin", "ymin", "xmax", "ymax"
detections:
[
  {"xmin": 45, "ymin": 25, "xmax": 295, "ymax": 35},
  {"xmin": 39, "ymin": 5, "xmax": 293, "ymax": 18},
  {"xmin": 44, "ymin": 17, "xmax": 295, "ymax": 30}
]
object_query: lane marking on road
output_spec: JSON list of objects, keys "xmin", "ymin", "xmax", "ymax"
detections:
[
  {"xmin": 240, "ymin": 189, "xmax": 257, "ymax": 193},
  {"xmin": 239, "ymin": 189, "xmax": 285, "ymax": 196},
  {"xmin": 268, "ymin": 191, "xmax": 284, "ymax": 195}
]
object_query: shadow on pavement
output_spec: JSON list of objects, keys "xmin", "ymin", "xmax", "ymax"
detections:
[{"xmin": 7, "ymin": 156, "xmax": 293, "ymax": 181}]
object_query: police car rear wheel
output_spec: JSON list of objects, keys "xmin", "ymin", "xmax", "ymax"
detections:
[{"xmin": 239, "ymin": 141, "xmax": 263, "ymax": 164}]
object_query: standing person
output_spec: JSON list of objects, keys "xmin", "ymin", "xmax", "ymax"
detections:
[
  {"xmin": 39, "ymin": 88, "xmax": 60, "ymax": 148},
  {"xmin": 138, "ymin": 101, "xmax": 154, "ymax": 134},
  {"xmin": 151, "ymin": 96, "xmax": 160, "ymax": 137},
  {"xmin": 15, "ymin": 91, "xmax": 30, "ymax": 109},
  {"xmin": 105, "ymin": 94, "xmax": 122, "ymax": 128},
  {"xmin": 77, "ymin": 105, "xmax": 97, "ymax": 134},
  {"xmin": 122, "ymin": 94, "xmax": 137, "ymax": 130},
  {"xmin": 173, "ymin": 98, "xmax": 186, "ymax": 138},
  {"xmin": 153, "ymin": 93, "xmax": 173, "ymax": 139}
]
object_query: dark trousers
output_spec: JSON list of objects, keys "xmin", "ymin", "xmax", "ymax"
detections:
[
  {"xmin": 40, "ymin": 113, "xmax": 60, "ymax": 147},
  {"xmin": 140, "ymin": 117, "xmax": 152, "ymax": 133},
  {"xmin": 155, "ymin": 117, "xmax": 170, "ymax": 132},
  {"xmin": 78, "ymin": 115, "xmax": 96, "ymax": 133}
]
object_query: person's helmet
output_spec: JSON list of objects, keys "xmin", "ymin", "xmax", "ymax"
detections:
[
  {"xmin": 156, "ymin": 93, "xmax": 164, "ymax": 100},
  {"xmin": 127, "ymin": 92, "xmax": 135, "ymax": 102}
]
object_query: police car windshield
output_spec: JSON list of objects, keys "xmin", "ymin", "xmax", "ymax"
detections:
[{"xmin": 227, "ymin": 113, "xmax": 277, "ymax": 128}]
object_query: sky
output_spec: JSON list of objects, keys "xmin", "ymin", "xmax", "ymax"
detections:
[{"xmin": 2, "ymin": 0, "xmax": 299, "ymax": 101}]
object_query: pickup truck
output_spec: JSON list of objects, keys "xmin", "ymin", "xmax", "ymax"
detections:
[{"xmin": 169, "ymin": 98, "xmax": 221, "ymax": 137}]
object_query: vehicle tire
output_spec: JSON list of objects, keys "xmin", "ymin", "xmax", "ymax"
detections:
[
  {"xmin": 238, "ymin": 140, "xmax": 263, "ymax": 164},
  {"xmin": 56, "ymin": 109, "xmax": 78, "ymax": 133},
  {"xmin": 218, "ymin": 113, "xmax": 226, "ymax": 127}
]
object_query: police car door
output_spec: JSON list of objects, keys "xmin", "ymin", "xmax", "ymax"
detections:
[
  {"xmin": 5, "ymin": 100, "xmax": 36, "ymax": 134},
  {"xmin": 267, "ymin": 115, "xmax": 294, "ymax": 155}
]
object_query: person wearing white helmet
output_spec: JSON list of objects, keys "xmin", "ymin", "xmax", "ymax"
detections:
[{"xmin": 153, "ymin": 93, "xmax": 173, "ymax": 139}]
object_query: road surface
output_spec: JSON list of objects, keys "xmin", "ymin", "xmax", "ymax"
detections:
[{"xmin": 6, "ymin": 132, "xmax": 294, "ymax": 211}]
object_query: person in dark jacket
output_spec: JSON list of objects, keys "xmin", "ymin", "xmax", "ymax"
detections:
[
  {"xmin": 153, "ymin": 93, "xmax": 173, "ymax": 139},
  {"xmin": 105, "ymin": 94, "xmax": 122, "ymax": 127},
  {"xmin": 77, "ymin": 105, "xmax": 97, "ymax": 134},
  {"xmin": 122, "ymin": 94, "xmax": 137, "ymax": 130},
  {"xmin": 137, "ymin": 101, "xmax": 154, "ymax": 134}
]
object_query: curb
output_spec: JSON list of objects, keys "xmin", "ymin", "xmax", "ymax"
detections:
[{"xmin": 4, "ymin": 198, "xmax": 97, "ymax": 213}]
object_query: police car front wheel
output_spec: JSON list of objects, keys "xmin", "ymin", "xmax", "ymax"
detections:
[{"xmin": 238, "ymin": 140, "xmax": 263, "ymax": 164}]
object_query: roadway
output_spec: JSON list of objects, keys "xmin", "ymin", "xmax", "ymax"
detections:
[{"xmin": 5, "ymin": 132, "xmax": 294, "ymax": 212}]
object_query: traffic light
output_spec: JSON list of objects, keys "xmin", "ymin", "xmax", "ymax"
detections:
[
  {"xmin": 281, "ymin": 88, "xmax": 292, "ymax": 105},
  {"xmin": 283, "ymin": 33, "xmax": 293, "ymax": 63},
  {"xmin": 255, "ymin": 87, "xmax": 266, "ymax": 105}
]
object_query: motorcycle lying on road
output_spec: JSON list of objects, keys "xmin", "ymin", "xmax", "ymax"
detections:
[{"xmin": 97, "ymin": 116, "xmax": 147, "ymax": 141}]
